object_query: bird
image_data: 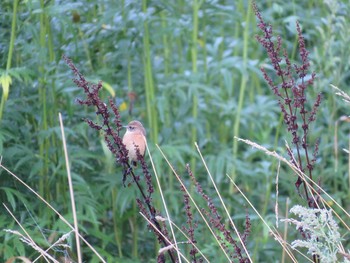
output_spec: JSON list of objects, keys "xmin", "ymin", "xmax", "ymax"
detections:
[{"xmin": 122, "ymin": 120, "xmax": 147, "ymax": 167}]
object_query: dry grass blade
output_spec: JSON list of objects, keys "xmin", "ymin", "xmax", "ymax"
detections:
[
  {"xmin": 275, "ymin": 160, "xmax": 281, "ymax": 228},
  {"xmin": 169, "ymin": 221, "xmax": 210, "ymax": 262},
  {"xmin": 156, "ymin": 144, "xmax": 232, "ymax": 261},
  {"xmin": 32, "ymin": 231, "xmax": 74, "ymax": 263},
  {"xmin": 139, "ymin": 212, "xmax": 189, "ymax": 263},
  {"xmin": 331, "ymin": 84, "xmax": 350, "ymax": 104},
  {"xmin": 331, "ymin": 84, "xmax": 350, "ymax": 192},
  {"xmin": 282, "ymin": 198, "xmax": 290, "ymax": 263},
  {"xmin": 59, "ymin": 113, "xmax": 82, "ymax": 263},
  {"xmin": 5, "ymin": 256, "xmax": 32, "ymax": 263},
  {"xmin": 0, "ymin": 160, "xmax": 106, "ymax": 262},
  {"xmin": 195, "ymin": 142, "xmax": 252, "ymax": 262},
  {"xmin": 235, "ymin": 137, "xmax": 350, "ymax": 230},
  {"xmin": 146, "ymin": 141, "xmax": 181, "ymax": 262},
  {"xmin": 3, "ymin": 204, "xmax": 59, "ymax": 263},
  {"xmin": 226, "ymin": 178, "xmax": 311, "ymax": 262}
]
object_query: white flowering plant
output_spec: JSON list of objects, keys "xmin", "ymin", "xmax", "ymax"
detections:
[{"xmin": 282, "ymin": 205, "xmax": 350, "ymax": 263}]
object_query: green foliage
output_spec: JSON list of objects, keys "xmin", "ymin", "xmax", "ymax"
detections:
[{"xmin": 0, "ymin": 0, "xmax": 349, "ymax": 262}]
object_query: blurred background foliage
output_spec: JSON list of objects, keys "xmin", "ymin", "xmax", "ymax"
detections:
[{"xmin": 0, "ymin": 0, "xmax": 349, "ymax": 262}]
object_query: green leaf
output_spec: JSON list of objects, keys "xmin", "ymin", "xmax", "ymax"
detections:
[{"xmin": 0, "ymin": 73, "xmax": 12, "ymax": 101}]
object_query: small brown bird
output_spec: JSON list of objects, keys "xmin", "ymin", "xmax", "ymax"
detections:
[{"xmin": 122, "ymin": 120, "xmax": 147, "ymax": 166}]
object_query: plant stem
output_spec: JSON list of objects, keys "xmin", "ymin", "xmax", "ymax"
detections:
[
  {"xmin": 143, "ymin": 0, "xmax": 158, "ymax": 144},
  {"xmin": 191, "ymin": 0, "xmax": 200, "ymax": 171},
  {"xmin": 112, "ymin": 189, "xmax": 123, "ymax": 257},
  {"xmin": 0, "ymin": 0, "xmax": 18, "ymax": 122},
  {"xmin": 38, "ymin": 0, "xmax": 49, "ymax": 198},
  {"xmin": 232, "ymin": 0, "xmax": 252, "ymax": 181}
]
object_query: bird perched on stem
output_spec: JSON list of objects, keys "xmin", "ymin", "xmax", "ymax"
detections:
[{"xmin": 122, "ymin": 120, "xmax": 147, "ymax": 167}]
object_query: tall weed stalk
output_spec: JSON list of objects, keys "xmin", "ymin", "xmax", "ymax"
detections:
[{"xmin": 253, "ymin": 2, "xmax": 323, "ymax": 262}]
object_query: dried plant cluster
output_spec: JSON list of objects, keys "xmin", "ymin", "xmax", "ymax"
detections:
[
  {"xmin": 63, "ymin": 55, "xmax": 176, "ymax": 262},
  {"xmin": 185, "ymin": 164, "xmax": 251, "ymax": 263},
  {"xmin": 253, "ymin": 3, "xmax": 322, "ymax": 208},
  {"xmin": 251, "ymin": 3, "xmax": 350, "ymax": 263}
]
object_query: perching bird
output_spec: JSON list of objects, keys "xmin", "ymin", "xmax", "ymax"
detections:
[{"xmin": 122, "ymin": 120, "xmax": 146, "ymax": 166}]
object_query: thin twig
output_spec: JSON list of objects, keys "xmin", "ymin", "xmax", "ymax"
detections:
[
  {"xmin": 146, "ymin": 140, "xmax": 181, "ymax": 262},
  {"xmin": 59, "ymin": 112, "xmax": 82, "ymax": 263},
  {"xmin": 139, "ymin": 212, "xmax": 189, "ymax": 263},
  {"xmin": 3, "ymin": 204, "xmax": 58, "ymax": 263},
  {"xmin": 195, "ymin": 142, "xmax": 252, "ymax": 262}
]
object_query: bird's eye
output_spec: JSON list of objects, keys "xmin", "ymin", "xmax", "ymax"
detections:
[{"xmin": 129, "ymin": 126, "xmax": 135, "ymax": 130}]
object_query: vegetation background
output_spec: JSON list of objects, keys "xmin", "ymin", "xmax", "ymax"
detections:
[{"xmin": 0, "ymin": 0, "xmax": 349, "ymax": 262}]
